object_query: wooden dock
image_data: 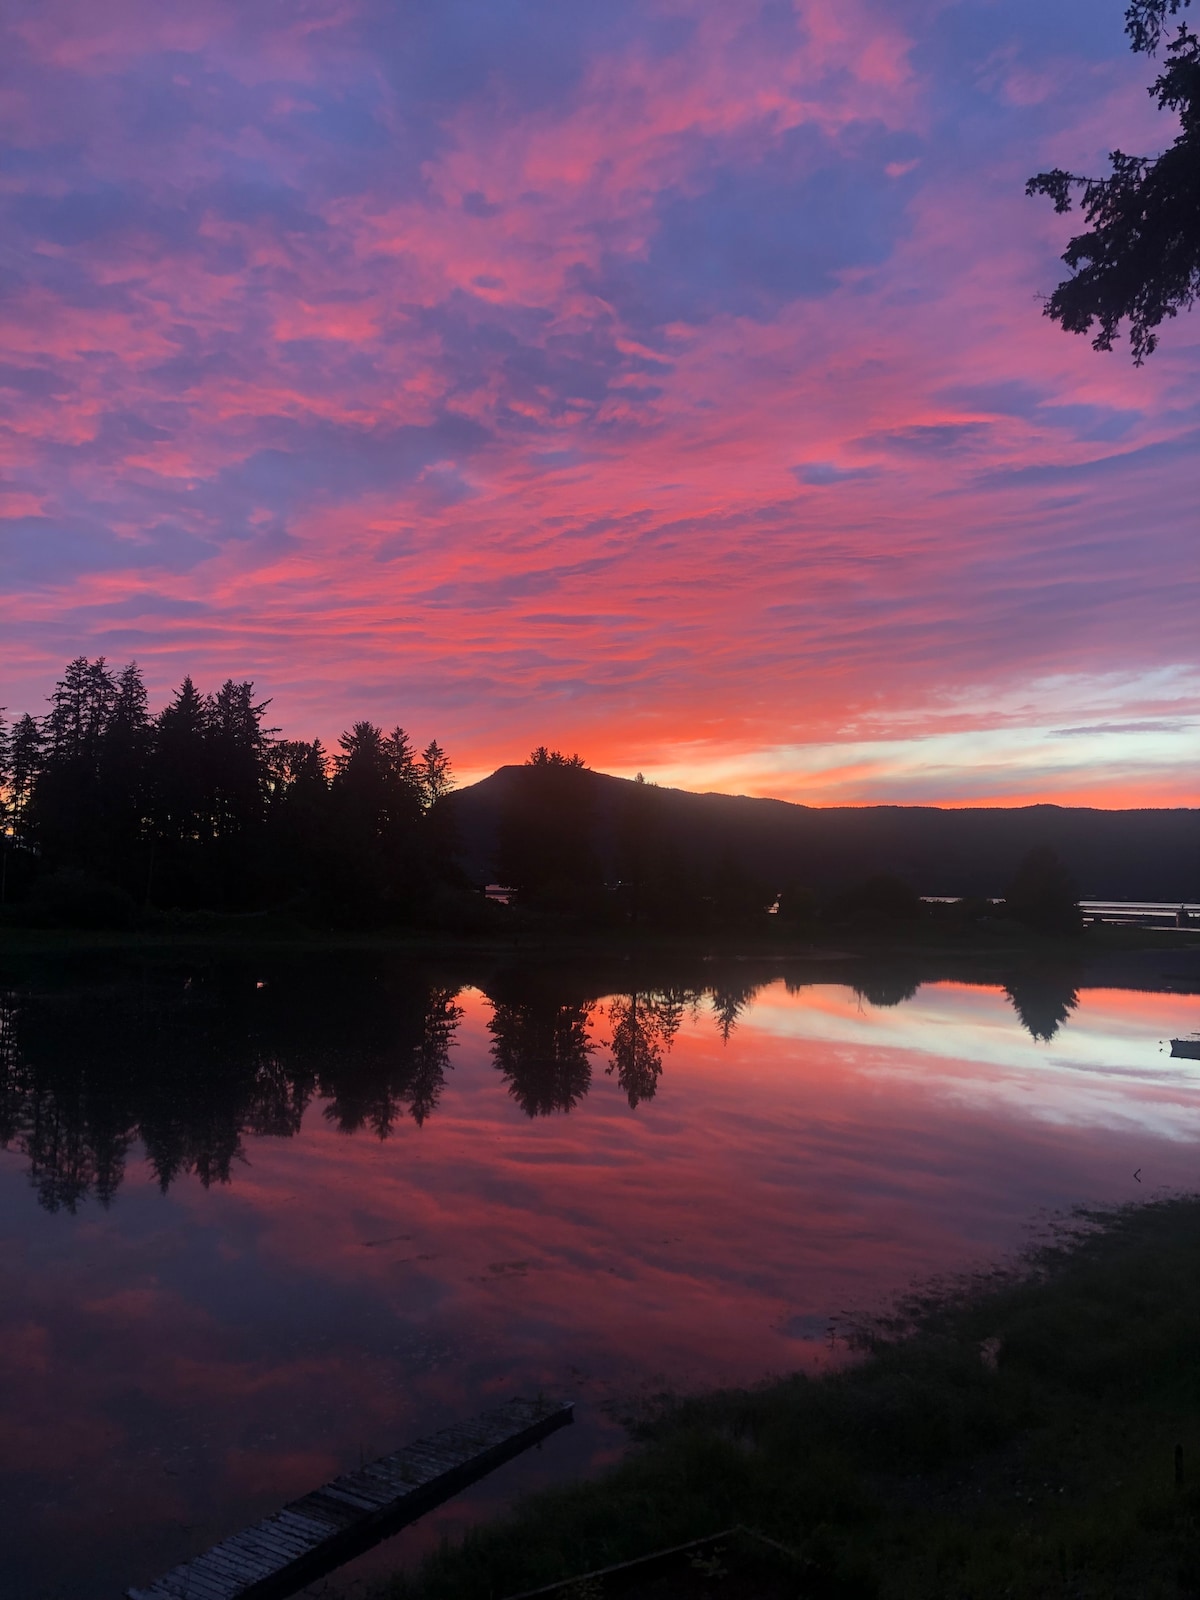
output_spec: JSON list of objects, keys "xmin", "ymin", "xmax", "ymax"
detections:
[{"xmin": 126, "ymin": 1396, "xmax": 573, "ymax": 1600}]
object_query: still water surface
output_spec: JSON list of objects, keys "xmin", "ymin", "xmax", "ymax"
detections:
[{"xmin": 1, "ymin": 952, "xmax": 1198, "ymax": 1598}]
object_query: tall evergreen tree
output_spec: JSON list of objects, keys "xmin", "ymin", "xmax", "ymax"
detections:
[
  {"xmin": 266, "ymin": 739, "xmax": 329, "ymax": 810},
  {"xmin": 0, "ymin": 710, "xmax": 9, "ymax": 833},
  {"xmin": 0, "ymin": 711, "xmax": 9, "ymax": 905},
  {"xmin": 37, "ymin": 657, "xmax": 118, "ymax": 867},
  {"xmin": 99, "ymin": 662, "xmax": 151, "ymax": 864},
  {"xmin": 334, "ymin": 721, "xmax": 393, "ymax": 826},
  {"xmin": 334, "ymin": 722, "xmax": 424, "ymax": 834},
  {"xmin": 106, "ymin": 662, "xmax": 150, "ymax": 750},
  {"xmin": 152, "ymin": 677, "xmax": 212, "ymax": 841},
  {"xmin": 384, "ymin": 725, "xmax": 421, "ymax": 802},
  {"xmin": 43, "ymin": 656, "xmax": 116, "ymax": 765},
  {"xmin": 419, "ymin": 740, "xmax": 454, "ymax": 808},
  {"xmin": 1003, "ymin": 848, "xmax": 1083, "ymax": 936},
  {"xmin": 263, "ymin": 738, "xmax": 331, "ymax": 906},
  {"xmin": 8, "ymin": 715, "xmax": 43, "ymax": 847},
  {"xmin": 208, "ymin": 679, "xmax": 273, "ymax": 837},
  {"xmin": 328, "ymin": 721, "xmax": 429, "ymax": 915}
]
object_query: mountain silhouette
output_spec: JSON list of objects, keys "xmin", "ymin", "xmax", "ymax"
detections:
[{"xmin": 447, "ymin": 766, "xmax": 1199, "ymax": 900}]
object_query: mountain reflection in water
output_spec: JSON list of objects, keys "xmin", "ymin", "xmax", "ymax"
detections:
[{"xmin": 1, "ymin": 953, "xmax": 1199, "ymax": 1600}]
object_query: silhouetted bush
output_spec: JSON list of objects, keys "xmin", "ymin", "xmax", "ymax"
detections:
[
  {"xmin": 425, "ymin": 884, "xmax": 508, "ymax": 936},
  {"xmin": 1002, "ymin": 847, "xmax": 1082, "ymax": 936},
  {"xmin": 824, "ymin": 873, "xmax": 921, "ymax": 924},
  {"xmin": 774, "ymin": 881, "xmax": 818, "ymax": 928},
  {"xmin": 23, "ymin": 868, "xmax": 136, "ymax": 929}
]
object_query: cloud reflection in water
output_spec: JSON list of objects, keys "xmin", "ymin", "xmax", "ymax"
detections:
[{"xmin": 0, "ymin": 959, "xmax": 1198, "ymax": 1597}]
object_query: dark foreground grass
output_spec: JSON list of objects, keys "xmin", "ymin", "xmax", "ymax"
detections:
[{"xmin": 380, "ymin": 1198, "xmax": 1200, "ymax": 1599}]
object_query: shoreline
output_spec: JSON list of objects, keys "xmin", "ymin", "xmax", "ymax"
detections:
[
  {"xmin": 1, "ymin": 920, "xmax": 1197, "ymax": 1007},
  {"xmin": 374, "ymin": 1196, "xmax": 1200, "ymax": 1600},
  {"xmin": 0, "ymin": 914, "xmax": 1195, "ymax": 959}
]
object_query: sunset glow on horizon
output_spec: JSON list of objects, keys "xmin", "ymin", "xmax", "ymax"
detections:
[{"xmin": 2, "ymin": 0, "xmax": 1197, "ymax": 806}]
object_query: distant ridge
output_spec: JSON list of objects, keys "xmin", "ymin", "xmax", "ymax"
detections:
[{"xmin": 447, "ymin": 766, "xmax": 1200, "ymax": 900}]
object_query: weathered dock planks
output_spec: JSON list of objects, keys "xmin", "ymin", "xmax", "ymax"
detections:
[{"xmin": 126, "ymin": 1396, "xmax": 573, "ymax": 1600}]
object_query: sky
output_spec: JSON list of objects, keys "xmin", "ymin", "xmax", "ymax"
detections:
[{"xmin": 1, "ymin": 0, "xmax": 1196, "ymax": 806}]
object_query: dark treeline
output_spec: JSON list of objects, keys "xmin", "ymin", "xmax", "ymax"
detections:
[
  {"xmin": 1, "ymin": 667, "xmax": 1097, "ymax": 935},
  {"xmin": 0, "ymin": 656, "xmax": 463, "ymax": 926},
  {"xmin": 0, "ymin": 956, "xmax": 1084, "ymax": 1214}
]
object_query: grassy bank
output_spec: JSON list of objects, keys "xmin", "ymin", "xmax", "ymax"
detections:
[{"xmin": 380, "ymin": 1198, "xmax": 1200, "ymax": 1599}]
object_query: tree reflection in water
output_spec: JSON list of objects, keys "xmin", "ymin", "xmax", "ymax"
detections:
[
  {"xmin": 852, "ymin": 975, "xmax": 922, "ymax": 1008},
  {"xmin": 605, "ymin": 991, "xmax": 686, "ymax": 1107},
  {"xmin": 710, "ymin": 980, "xmax": 759, "ymax": 1043},
  {"xmin": 0, "ymin": 963, "xmax": 464, "ymax": 1210},
  {"xmin": 1003, "ymin": 973, "xmax": 1080, "ymax": 1042},
  {"xmin": 0, "ymin": 987, "xmax": 134, "ymax": 1211},
  {"xmin": 0, "ymin": 959, "xmax": 1098, "ymax": 1211},
  {"xmin": 487, "ymin": 975, "xmax": 595, "ymax": 1116},
  {"xmin": 321, "ymin": 985, "xmax": 462, "ymax": 1138}
]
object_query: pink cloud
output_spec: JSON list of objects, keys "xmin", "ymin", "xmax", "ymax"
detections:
[{"xmin": 0, "ymin": 0, "xmax": 1195, "ymax": 803}]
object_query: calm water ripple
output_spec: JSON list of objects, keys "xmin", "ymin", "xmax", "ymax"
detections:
[{"xmin": 1, "ymin": 951, "xmax": 1198, "ymax": 1598}]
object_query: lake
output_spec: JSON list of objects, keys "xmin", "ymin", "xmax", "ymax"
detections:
[{"xmin": 2, "ymin": 948, "xmax": 1199, "ymax": 1598}]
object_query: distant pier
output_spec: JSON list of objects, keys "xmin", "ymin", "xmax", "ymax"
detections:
[{"xmin": 126, "ymin": 1396, "xmax": 573, "ymax": 1600}]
